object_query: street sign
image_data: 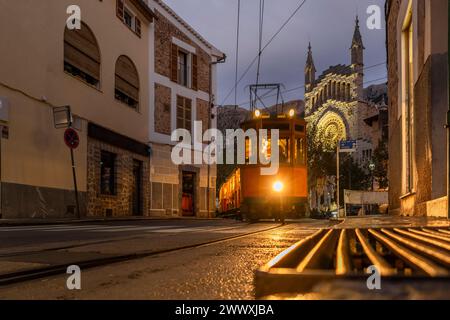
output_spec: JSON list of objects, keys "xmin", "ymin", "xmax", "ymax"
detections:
[
  {"xmin": 339, "ymin": 140, "xmax": 357, "ymax": 153},
  {"xmin": 64, "ymin": 128, "xmax": 80, "ymax": 149}
]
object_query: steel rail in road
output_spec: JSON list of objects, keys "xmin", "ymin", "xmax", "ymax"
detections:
[
  {"xmin": 0, "ymin": 224, "xmax": 286, "ymax": 287},
  {"xmin": 255, "ymin": 226, "xmax": 450, "ymax": 298}
]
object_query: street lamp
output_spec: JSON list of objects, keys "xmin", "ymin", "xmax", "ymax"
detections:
[
  {"xmin": 53, "ymin": 106, "xmax": 72, "ymax": 129},
  {"xmin": 369, "ymin": 162, "xmax": 375, "ymax": 192}
]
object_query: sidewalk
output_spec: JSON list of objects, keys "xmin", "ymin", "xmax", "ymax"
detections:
[
  {"xmin": 337, "ymin": 215, "xmax": 450, "ymax": 229},
  {"xmin": 0, "ymin": 215, "xmax": 223, "ymax": 226}
]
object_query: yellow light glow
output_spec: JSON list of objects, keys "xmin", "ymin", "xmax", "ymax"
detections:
[
  {"xmin": 254, "ymin": 109, "xmax": 261, "ymax": 118},
  {"xmin": 288, "ymin": 109, "xmax": 295, "ymax": 117},
  {"xmin": 273, "ymin": 181, "xmax": 283, "ymax": 193}
]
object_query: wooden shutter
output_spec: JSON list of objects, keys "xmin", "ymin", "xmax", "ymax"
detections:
[
  {"xmin": 135, "ymin": 18, "xmax": 141, "ymax": 38},
  {"xmin": 117, "ymin": 0, "xmax": 124, "ymax": 19},
  {"xmin": 171, "ymin": 43, "xmax": 178, "ymax": 83},
  {"xmin": 191, "ymin": 54, "xmax": 198, "ymax": 91},
  {"xmin": 185, "ymin": 98, "xmax": 192, "ymax": 132},
  {"xmin": 115, "ymin": 56, "xmax": 139, "ymax": 102},
  {"xmin": 64, "ymin": 24, "xmax": 100, "ymax": 81}
]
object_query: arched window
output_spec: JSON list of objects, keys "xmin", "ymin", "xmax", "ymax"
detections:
[
  {"xmin": 115, "ymin": 55, "xmax": 139, "ymax": 109},
  {"xmin": 64, "ymin": 22, "xmax": 100, "ymax": 87}
]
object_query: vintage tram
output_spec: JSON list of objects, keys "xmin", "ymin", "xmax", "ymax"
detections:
[{"xmin": 219, "ymin": 108, "xmax": 308, "ymax": 222}]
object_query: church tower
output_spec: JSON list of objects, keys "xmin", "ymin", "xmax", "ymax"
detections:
[
  {"xmin": 351, "ymin": 16, "xmax": 365, "ymax": 99},
  {"xmin": 305, "ymin": 42, "xmax": 316, "ymax": 93}
]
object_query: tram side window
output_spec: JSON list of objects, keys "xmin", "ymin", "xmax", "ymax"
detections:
[
  {"xmin": 260, "ymin": 137, "xmax": 271, "ymax": 162},
  {"xmin": 278, "ymin": 138, "xmax": 290, "ymax": 163},
  {"xmin": 295, "ymin": 138, "xmax": 306, "ymax": 165},
  {"xmin": 245, "ymin": 137, "xmax": 251, "ymax": 163}
]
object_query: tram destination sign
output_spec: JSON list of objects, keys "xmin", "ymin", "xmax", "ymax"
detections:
[{"xmin": 339, "ymin": 140, "xmax": 357, "ymax": 153}]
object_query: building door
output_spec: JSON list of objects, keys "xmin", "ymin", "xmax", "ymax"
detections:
[
  {"xmin": 132, "ymin": 160, "xmax": 143, "ymax": 216},
  {"xmin": 181, "ymin": 171, "xmax": 195, "ymax": 216}
]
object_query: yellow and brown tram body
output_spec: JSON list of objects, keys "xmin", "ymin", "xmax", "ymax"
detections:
[{"xmin": 219, "ymin": 113, "xmax": 308, "ymax": 220}]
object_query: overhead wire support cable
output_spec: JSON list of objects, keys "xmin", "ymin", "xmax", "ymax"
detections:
[
  {"xmin": 234, "ymin": 0, "xmax": 241, "ymax": 109},
  {"xmin": 221, "ymin": 0, "xmax": 308, "ymax": 106}
]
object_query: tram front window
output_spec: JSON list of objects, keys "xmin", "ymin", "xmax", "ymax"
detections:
[{"xmin": 278, "ymin": 138, "xmax": 290, "ymax": 163}]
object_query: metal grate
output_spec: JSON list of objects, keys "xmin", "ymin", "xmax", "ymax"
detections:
[{"xmin": 255, "ymin": 227, "xmax": 450, "ymax": 298}]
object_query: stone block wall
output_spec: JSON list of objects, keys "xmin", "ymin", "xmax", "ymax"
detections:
[
  {"xmin": 196, "ymin": 98, "xmax": 209, "ymax": 134},
  {"xmin": 87, "ymin": 138, "xmax": 150, "ymax": 217},
  {"xmin": 154, "ymin": 9, "xmax": 210, "ymax": 93},
  {"xmin": 387, "ymin": 0, "xmax": 402, "ymax": 214},
  {"xmin": 154, "ymin": 83, "xmax": 172, "ymax": 135}
]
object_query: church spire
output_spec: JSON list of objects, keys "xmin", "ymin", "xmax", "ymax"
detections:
[
  {"xmin": 351, "ymin": 15, "xmax": 364, "ymax": 48},
  {"xmin": 305, "ymin": 42, "xmax": 316, "ymax": 93},
  {"xmin": 351, "ymin": 15, "xmax": 364, "ymax": 72},
  {"xmin": 351, "ymin": 16, "xmax": 364, "ymax": 99}
]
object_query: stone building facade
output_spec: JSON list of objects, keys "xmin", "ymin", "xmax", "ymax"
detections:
[
  {"xmin": 386, "ymin": 0, "xmax": 448, "ymax": 217},
  {"xmin": 0, "ymin": 0, "xmax": 223, "ymax": 219},
  {"xmin": 0, "ymin": 0, "xmax": 155, "ymax": 218},
  {"xmin": 147, "ymin": 0, "xmax": 224, "ymax": 218},
  {"xmin": 305, "ymin": 17, "xmax": 388, "ymax": 210}
]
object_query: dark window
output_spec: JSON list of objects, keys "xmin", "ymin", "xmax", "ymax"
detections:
[
  {"xmin": 295, "ymin": 125, "xmax": 305, "ymax": 132},
  {"xmin": 100, "ymin": 151, "xmax": 116, "ymax": 195},
  {"xmin": 278, "ymin": 138, "xmax": 290, "ymax": 163},
  {"xmin": 116, "ymin": 0, "xmax": 142, "ymax": 37},
  {"xmin": 124, "ymin": 9, "xmax": 133, "ymax": 28},
  {"xmin": 178, "ymin": 50, "xmax": 189, "ymax": 86}
]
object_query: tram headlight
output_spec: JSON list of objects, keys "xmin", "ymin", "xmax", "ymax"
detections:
[
  {"xmin": 288, "ymin": 109, "xmax": 295, "ymax": 118},
  {"xmin": 254, "ymin": 109, "xmax": 261, "ymax": 118},
  {"xmin": 273, "ymin": 181, "xmax": 284, "ymax": 193}
]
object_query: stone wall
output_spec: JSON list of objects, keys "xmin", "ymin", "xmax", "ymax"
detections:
[
  {"xmin": 154, "ymin": 83, "xmax": 172, "ymax": 135},
  {"xmin": 154, "ymin": 9, "xmax": 210, "ymax": 93},
  {"xmin": 87, "ymin": 138, "xmax": 150, "ymax": 217},
  {"xmin": 196, "ymin": 98, "xmax": 209, "ymax": 134},
  {"xmin": 387, "ymin": 0, "xmax": 402, "ymax": 214}
]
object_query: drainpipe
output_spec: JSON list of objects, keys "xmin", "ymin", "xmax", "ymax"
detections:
[{"xmin": 207, "ymin": 54, "xmax": 226, "ymax": 218}]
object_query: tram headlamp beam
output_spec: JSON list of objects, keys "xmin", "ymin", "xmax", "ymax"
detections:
[{"xmin": 273, "ymin": 181, "xmax": 284, "ymax": 193}]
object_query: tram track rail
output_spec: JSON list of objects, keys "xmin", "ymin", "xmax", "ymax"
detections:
[{"xmin": 0, "ymin": 223, "xmax": 286, "ymax": 287}]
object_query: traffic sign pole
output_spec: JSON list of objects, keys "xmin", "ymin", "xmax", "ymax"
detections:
[
  {"xmin": 70, "ymin": 147, "xmax": 81, "ymax": 219},
  {"xmin": 64, "ymin": 127, "xmax": 81, "ymax": 219}
]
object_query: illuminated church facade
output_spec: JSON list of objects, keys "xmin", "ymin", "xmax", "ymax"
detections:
[{"xmin": 304, "ymin": 17, "xmax": 387, "ymax": 210}]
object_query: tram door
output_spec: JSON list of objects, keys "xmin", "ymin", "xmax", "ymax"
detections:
[{"xmin": 181, "ymin": 171, "xmax": 195, "ymax": 216}]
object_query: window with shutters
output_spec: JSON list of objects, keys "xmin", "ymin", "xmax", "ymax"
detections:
[
  {"xmin": 178, "ymin": 50, "xmax": 189, "ymax": 87},
  {"xmin": 115, "ymin": 55, "xmax": 140, "ymax": 110},
  {"xmin": 177, "ymin": 96, "xmax": 192, "ymax": 133},
  {"xmin": 64, "ymin": 22, "xmax": 101, "ymax": 88},
  {"xmin": 171, "ymin": 43, "xmax": 198, "ymax": 90},
  {"xmin": 116, "ymin": 0, "xmax": 142, "ymax": 38}
]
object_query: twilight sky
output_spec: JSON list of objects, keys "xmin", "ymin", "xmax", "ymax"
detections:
[{"xmin": 163, "ymin": 0, "xmax": 387, "ymax": 108}]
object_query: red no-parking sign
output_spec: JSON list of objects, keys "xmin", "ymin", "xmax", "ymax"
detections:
[{"xmin": 64, "ymin": 127, "xmax": 80, "ymax": 149}]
